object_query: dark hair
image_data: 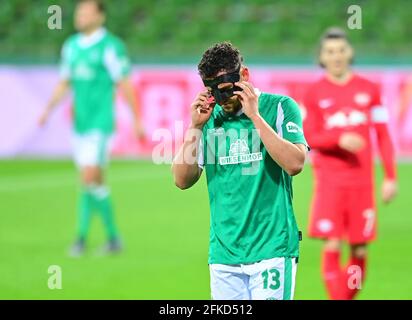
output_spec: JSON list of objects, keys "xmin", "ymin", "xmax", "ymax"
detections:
[
  {"xmin": 320, "ymin": 27, "xmax": 350, "ymax": 45},
  {"xmin": 77, "ymin": 0, "xmax": 105, "ymax": 13},
  {"xmin": 318, "ymin": 27, "xmax": 352, "ymax": 67},
  {"xmin": 198, "ymin": 41, "xmax": 243, "ymax": 79}
]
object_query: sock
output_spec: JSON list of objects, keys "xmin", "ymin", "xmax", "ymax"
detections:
[
  {"xmin": 322, "ymin": 249, "xmax": 345, "ymax": 300},
  {"xmin": 76, "ymin": 189, "xmax": 93, "ymax": 242},
  {"xmin": 90, "ymin": 185, "xmax": 119, "ymax": 241},
  {"xmin": 342, "ymin": 255, "xmax": 366, "ymax": 300}
]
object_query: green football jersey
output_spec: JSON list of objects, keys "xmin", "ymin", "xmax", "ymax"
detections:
[
  {"xmin": 200, "ymin": 92, "xmax": 308, "ymax": 265},
  {"xmin": 60, "ymin": 28, "xmax": 131, "ymax": 134}
]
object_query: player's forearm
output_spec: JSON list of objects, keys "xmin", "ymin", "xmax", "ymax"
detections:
[
  {"xmin": 399, "ymin": 83, "xmax": 412, "ymax": 118},
  {"xmin": 303, "ymin": 107, "xmax": 340, "ymax": 151},
  {"xmin": 118, "ymin": 78, "xmax": 141, "ymax": 122},
  {"xmin": 251, "ymin": 115, "xmax": 306, "ymax": 176},
  {"xmin": 305, "ymin": 131, "xmax": 340, "ymax": 151},
  {"xmin": 172, "ymin": 124, "xmax": 203, "ymax": 189},
  {"xmin": 309, "ymin": 135, "xmax": 339, "ymax": 150},
  {"xmin": 45, "ymin": 80, "xmax": 70, "ymax": 111},
  {"xmin": 375, "ymin": 123, "xmax": 397, "ymax": 180}
]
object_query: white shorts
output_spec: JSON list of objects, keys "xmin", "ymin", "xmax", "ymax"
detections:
[
  {"xmin": 209, "ymin": 257, "xmax": 298, "ymax": 300},
  {"xmin": 72, "ymin": 131, "xmax": 112, "ymax": 168}
]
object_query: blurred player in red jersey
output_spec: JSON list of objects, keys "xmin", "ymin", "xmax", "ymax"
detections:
[{"xmin": 302, "ymin": 28, "xmax": 398, "ymax": 300}]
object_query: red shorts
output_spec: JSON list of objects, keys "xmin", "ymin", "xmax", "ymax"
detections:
[{"xmin": 308, "ymin": 183, "xmax": 376, "ymax": 244}]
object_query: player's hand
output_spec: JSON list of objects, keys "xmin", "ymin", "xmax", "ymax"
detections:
[
  {"xmin": 234, "ymin": 81, "xmax": 259, "ymax": 120},
  {"xmin": 338, "ymin": 132, "xmax": 366, "ymax": 153},
  {"xmin": 133, "ymin": 120, "xmax": 145, "ymax": 139},
  {"xmin": 38, "ymin": 109, "xmax": 51, "ymax": 127},
  {"xmin": 381, "ymin": 179, "xmax": 397, "ymax": 204},
  {"xmin": 190, "ymin": 90, "xmax": 215, "ymax": 129}
]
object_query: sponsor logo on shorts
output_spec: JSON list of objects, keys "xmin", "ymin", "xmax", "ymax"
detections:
[{"xmin": 317, "ymin": 219, "xmax": 333, "ymax": 233}]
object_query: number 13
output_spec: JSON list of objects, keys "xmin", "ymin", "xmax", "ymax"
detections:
[{"xmin": 262, "ymin": 268, "xmax": 281, "ymax": 290}]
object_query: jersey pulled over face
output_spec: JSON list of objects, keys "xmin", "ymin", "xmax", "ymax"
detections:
[
  {"xmin": 60, "ymin": 28, "xmax": 131, "ymax": 134},
  {"xmin": 302, "ymin": 74, "xmax": 388, "ymax": 186},
  {"xmin": 199, "ymin": 92, "xmax": 308, "ymax": 264}
]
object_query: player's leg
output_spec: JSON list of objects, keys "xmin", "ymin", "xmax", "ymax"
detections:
[
  {"xmin": 71, "ymin": 132, "xmax": 121, "ymax": 256},
  {"xmin": 85, "ymin": 133, "xmax": 122, "ymax": 253},
  {"xmin": 70, "ymin": 134, "xmax": 95, "ymax": 256},
  {"xmin": 342, "ymin": 185, "xmax": 375, "ymax": 299},
  {"xmin": 247, "ymin": 257, "xmax": 298, "ymax": 300},
  {"xmin": 81, "ymin": 165, "xmax": 120, "ymax": 241},
  {"xmin": 322, "ymin": 238, "xmax": 347, "ymax": 300},
  {"xmin": 74, "ymin": 169, "xmax": 96, "ymax": 244},
  {"xmin": 209, "ymin": 264, "xmax": 250, "ymax": 300},
  {"xmin": 308, "ymin": 183, "xmax": 346, "ymax": 299},
  {"xmin": 71, "ymin": 185, "xmax": 93, "ymax": 256},
  {"xmin": 342, "ymin": 243, "xmax": 367, "ymax": 300}
]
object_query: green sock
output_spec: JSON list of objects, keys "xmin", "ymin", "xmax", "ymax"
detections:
[
  {"xmin": 91, "ymin": 185, "xmax": 119, "ymax": 241},
  {"xmin": 76, "ymin": 189, "xmax": 93, "ymax": 241}
]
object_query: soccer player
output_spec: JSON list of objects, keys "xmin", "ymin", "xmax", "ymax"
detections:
[
  {"xmin": 172, "ymin": 42, "xmax": 308, "ymax": 300},
  {"xmin": 302, "ymin": 28, "xmax": 397, "ymax": 299},
  {"xmin": 38, "ymin": 0, "xmax": 144, "ymax": 256}
]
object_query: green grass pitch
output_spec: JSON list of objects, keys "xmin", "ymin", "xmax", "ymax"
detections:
[{"xmin": 0, "ymin": 159, "xmax": 411, "ymax": 299}]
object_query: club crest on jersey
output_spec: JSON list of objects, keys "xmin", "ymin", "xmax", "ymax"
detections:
[
  {"xmin": 219, "ymin": 139, "xmax": 263, "ymax": 166},
  {"xmin": 317, "ymin": 219, "xmax": 333, "ymax": 233},
  {"xmin": 89, "ymin": 50, "xmax": 100, "ymax": 62},
  {"xmin": 319, "ymin": 98, "xmax": 334, "ymax": 109},
  {"xmin": 354, "ymin": 93, "xmax": 371, "ymax": 106},
  {"xmin": 74, "ymin": 62, "xmax": 95, "ymax": 80}
]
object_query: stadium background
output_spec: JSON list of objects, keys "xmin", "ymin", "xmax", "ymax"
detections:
[{"xmin": 0, "ymin": 0, "xmax": 411, "ymax": 299}]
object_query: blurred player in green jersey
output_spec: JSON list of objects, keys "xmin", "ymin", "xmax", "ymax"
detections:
[
  {"xmin": 172, "ymin": 42, "xmax": 308, "ymax": 300},
  {"xmin": 39, "ymin": 0, "xmax": 144, "ymax": 257}
]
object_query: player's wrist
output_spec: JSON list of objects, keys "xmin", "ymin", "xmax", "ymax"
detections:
[
  {"xmin": 134, "ymin": 118, "xmax": 143, "ymax": 127},
  {"xmin": 249, "ymin": 112, "xmax": 262, "ymax": 124},
  {"xmin": 43, "ymin": 107, "xmax": 53, "ymax": 118},
  {"xmin": 45, "ymin": 102, "xmax": 55, "ymax": 111},
  {"xmin": 189, "ymin": 122, "xmax": 205, "ymax": 130}
]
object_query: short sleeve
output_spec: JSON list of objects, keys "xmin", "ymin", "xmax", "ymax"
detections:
[
  {"xmin": 277, "ymin": 96, "xmax": 309, "ymax": 149},
  {"xmin": 59, "ymin": 39, "xmax": 72, "ymax": 80},
  {"xmin": 103, "ymin": 38, "xmax": 131, "ymax": 82}
]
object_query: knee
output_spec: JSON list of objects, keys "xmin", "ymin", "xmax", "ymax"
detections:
[
  {"xmin": 81, "ymin": 167, "xmax": 103, "ymax": 185},
  {"xmin": 351, "ymin": 244, "xmax": 367, "ymax": 259},
  {"xmin": 324, "ymin": 239, "xmax": 341, "ymax": 251}
]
